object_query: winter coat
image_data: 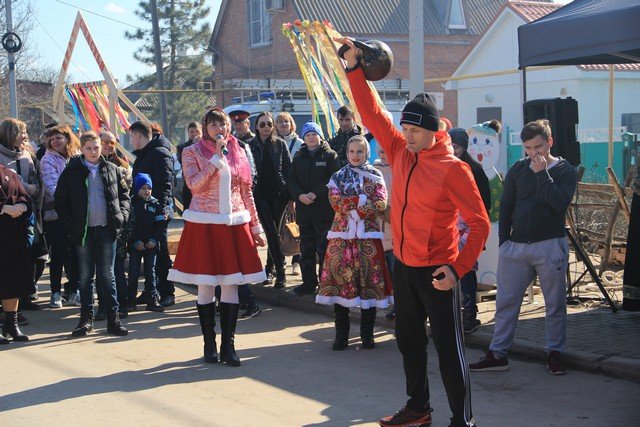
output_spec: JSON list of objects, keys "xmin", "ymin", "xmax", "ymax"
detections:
[
  {"xmin": 374, "ymin": 159, "xmax": 393, "ymax": 251},
  {"xmin": 249, "ymin": 135, "xmax": 291, "ymax": 199},
  {"xmin": 281, "ymin": 132, "xmax": 304, "ymax": 157},
  {"xmin": 54, "ymin": 156, "xmax": 130, "ymax": 245},
  {"xmin": 126, "ymin": 195, "xmax": 165, "ymax": 246},
  {"xmin": 287, "ymin": 141, "xmax": 340, "ymax": 223},
  {"xmin": 0, "ymin": 144, "xmax": 41, "ymax": 206},
  {"xmin": 460, "ymin": 150, "xmax": 491, "ymax": 215},
  {"xmin": 0, "ymin": 144, "xmax": 43, "ymax": 233},
  {"xmin": 326, "ymin": 173, "xmax": 387, "ymax": 240},
  {"xmin": 40, "ymin": 149, "xmax": 68, "ymax": 221},
  {"xmin": 328, "ymin": 125, "xmax": 363, "ymax": 166},
  {"xmin": 180, "ymin": 142, "xmax": 262, "ymax": 235},
  {"xmin": 176, "ymin": 139, "xmax": 194, "ymax": 166},
  {"xmin": 132, "ymin": 135, "xmax": 174, "ymax": 213},
  {"xmin": 0, "ymin": 165, "xmax": 33, "ymax": 299}
]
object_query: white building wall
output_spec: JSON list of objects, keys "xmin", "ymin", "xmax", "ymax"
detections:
[{"xmin": 452, "ymin": 10, "xmax": 640, "ymax": 140}]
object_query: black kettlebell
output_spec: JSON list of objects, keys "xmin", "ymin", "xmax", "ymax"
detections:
[{"xmin": 338, "ymin": 39, "xmax": 394, "ymax": 81}]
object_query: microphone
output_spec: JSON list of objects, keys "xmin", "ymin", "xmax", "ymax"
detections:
[{"xmin": 215, "ymin": 134, "xmax": 229, "ymax": 155}]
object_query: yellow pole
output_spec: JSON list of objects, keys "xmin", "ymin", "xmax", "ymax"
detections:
[{"xmin": 608, "ymin": 65, "xmax": 614, "ymax": 167}]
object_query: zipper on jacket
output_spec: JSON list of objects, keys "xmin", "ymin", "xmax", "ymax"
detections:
[
  {"xmin": 399, "ymin": 153, "xmax": 419, "ymax": 260},
  {"xmin": 81, "ymin": 177, "xmax": 89, "ymax": 246}
]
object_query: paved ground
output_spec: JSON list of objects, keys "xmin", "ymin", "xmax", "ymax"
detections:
[
  {"xmin": 2, "ymin": 220, "xmax": 637, "ymax": 425},
  {"xmin": 256, "ymin": 267, "xmax": 640, "ymax": 381},
  {"xmin": 1, "ymin": 285, "xmax": 637, "ymax": 426}
]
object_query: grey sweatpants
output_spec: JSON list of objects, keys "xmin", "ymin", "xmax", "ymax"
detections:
[{"xmin": 489, "ymin": 237, "xmax": 569, "ymax": 357}]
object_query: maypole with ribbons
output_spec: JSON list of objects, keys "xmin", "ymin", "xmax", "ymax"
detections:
[{"xmin": 281, "ymin": 19, "xmax": 389, "ymax": 138}]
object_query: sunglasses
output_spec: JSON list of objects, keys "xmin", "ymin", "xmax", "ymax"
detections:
[{"xmin": 258, "ymin": 121, "xmax": 273, "ymax": 128}]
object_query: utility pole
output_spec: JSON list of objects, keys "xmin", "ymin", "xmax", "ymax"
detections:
[
  {"xmin": 409, "ymin": 0, "xmax": 424, "ymax": 98},
  {"xmin": 3, "ymin": 0, "xmax": 19, "ymax": 118},
  {"xmin": 150, "ymin": 0, "xmax": 169, "ymax": 134}
]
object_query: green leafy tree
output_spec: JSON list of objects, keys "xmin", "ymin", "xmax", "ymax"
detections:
[{"xmin": 125, "ymin": 0, "xmax": 212, "ymax": 142}]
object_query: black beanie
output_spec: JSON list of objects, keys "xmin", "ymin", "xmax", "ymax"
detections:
[
  {"xmin": 400, "ymin": 93, "xmax": 440, "ymax": 131},
  {"xmin": 448, "ymin": 128, "xmax": 469, "ymax": 150}
]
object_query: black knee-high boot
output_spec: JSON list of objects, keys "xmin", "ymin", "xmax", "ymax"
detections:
[
  {"xmin": 360, "ymin": 307, "xmax": 377, "ymax": 349},
  {"xmin": 219, "ymin": 302, "xmax": 241, "ymax": 367},
  {"xmin": 197, "ymin": 303, "xmax": 218, "ymax": 363},
  {"xmin": 2, "ymin": 311, "xmax": 29, "ymax": 342},
  {"xmin": 332, "ymin": 304, "xmax": 350, "ymax": 351}
]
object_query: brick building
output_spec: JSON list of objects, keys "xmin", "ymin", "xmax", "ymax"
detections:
[{"xmin": 207, "ymin": 0, "xmax": 540, "ymax": 124}]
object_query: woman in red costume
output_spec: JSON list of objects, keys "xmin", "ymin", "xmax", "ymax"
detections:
[{"xmin": 169, "ymin": 108, "xmax": 266, "ymax": 367}]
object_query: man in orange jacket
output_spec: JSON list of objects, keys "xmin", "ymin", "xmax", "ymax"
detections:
[{"xmin": 339, "ymin": 39, "xmax": 490, "ymax": 427}]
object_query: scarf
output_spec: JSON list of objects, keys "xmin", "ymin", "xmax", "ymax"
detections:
[
  {"xmin": 198, "ymin": 134, "xmax": 252, "ymax": 186},
  {"xmin": 329, "ymin": 161, "xmax": 384, "ymax": 196}
]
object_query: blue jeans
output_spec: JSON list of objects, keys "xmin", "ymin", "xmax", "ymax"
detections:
[
  {"xmin": 128, "ymin": 247, "xmax": 158, "ymax": 300},
  {"xmin": 76, "ymin": 226, "xmax": 118, "ymax": 313},
  {"xmin": 114, "ymin": 252, "xmax": 128, "ymax": 309},
  {"xmin": 44, "ymin": 219, "xmax": 79, "ymax": 294}
]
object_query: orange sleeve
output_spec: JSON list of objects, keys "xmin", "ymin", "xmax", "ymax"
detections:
[
  {"xmin": 346, "ymin": 68, "xmax": 405, "ymax": 165},
  {"xmin": 445, "ymin": 161, "xmax": 490, "ymax": 278}
]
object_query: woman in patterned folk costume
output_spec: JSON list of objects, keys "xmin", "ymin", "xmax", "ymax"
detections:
[
  {"xmin": 316, "ymin": 135, "xmax": 393, "ymax": 350},
  {"xmin": 168, "ymin": 108, "xmax": 266, "ymax": 366}
]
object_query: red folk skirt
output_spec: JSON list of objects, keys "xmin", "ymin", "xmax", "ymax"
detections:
[{"xmin": 168, "ymin": 221, "xmax": 266, "ymax": 286}]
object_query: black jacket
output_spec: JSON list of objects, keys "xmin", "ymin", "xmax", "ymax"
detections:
[
  {"xmin": 176, "ymin": 139, "xmax": 194, "ymax": 166},
  {"xmin": 128, "ymin": 195, "xmax": 165, "ymax": 245},
  {"xmin": 328, "ymin": 125, "xmax": 363, "ymax": 166},
  {"xmin": 55, "ymin": 156, "xmax": 130, "ymax": 245},
  {"xmin": 287, "ymin": 142, "xmax": 341, "ymax": 222},
  {"xmin": 132, "ymin": 135, "xmax": 174, "ymax": 213},
  {"xmin": 249, "ymin": 135, "xmax": 291, "ymax": 199},
  {"xmin": 461, "ymin": 151, "xmax": 491, "ymax": 215},
  {"xmin": 499, "ymin": 157, "xmax": 577, "ymax": 246}
]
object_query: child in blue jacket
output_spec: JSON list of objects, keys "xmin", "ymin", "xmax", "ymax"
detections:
[{"xmin": 125, "ymin": 173, "xmax": 165, "ymax": 312}]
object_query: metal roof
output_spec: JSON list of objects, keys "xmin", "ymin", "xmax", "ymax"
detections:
[{"xmin": 291, "ymin": 0, "xmax": 520, "ymax": 36}]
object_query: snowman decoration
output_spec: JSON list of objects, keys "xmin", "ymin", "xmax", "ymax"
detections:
[{"xmin": 467, "ymin": 121, "xmax": 503, "ymax": 285}]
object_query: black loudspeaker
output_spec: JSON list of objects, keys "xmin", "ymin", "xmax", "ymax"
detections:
[{"xmin": 523, "ymin": 97, "xmax": 580, "ymax": 166}]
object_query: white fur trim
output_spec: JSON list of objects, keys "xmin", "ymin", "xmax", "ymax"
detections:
[
  {"xmin": 218, "ymin": 157, "xmax": 232, "ymax": 215},
  {"xmin": 358, "ymin": 194, "xmax": 367, "ymax": 207},
  {"xmin": 250, "ymin": 225, "xmax": 263, "ymax": 234},
  {"xmin": 210, "ymin": 154, "xmax": 224, "ymax": 169},
  {"xmin": 182, "ymin": 209, "xmax": 250, "ymax": 225},
  {"xmin": 315, "ymin": 295, "xmax": 394, "ymax": 309},
  {"xmin": 349, "ymin": 210, "xmax": 360, "ymax": 221},
  {"xmin": 326, "ymin": 218, "xmax": 383, "ymax": 240},
  {"xmin": 168, "ymin": 269, "xmax": 266, "ymax": 286}
]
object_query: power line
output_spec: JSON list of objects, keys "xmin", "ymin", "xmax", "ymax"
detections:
[
  {"xmin": 33, "ymin": 17, "xmax": 93, "ymax": 81},
  {"xmin": 55, "ymin": 0, "xmax": 144, "ymax": 30}
]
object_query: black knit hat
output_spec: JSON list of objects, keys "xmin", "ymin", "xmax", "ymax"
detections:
[
  {"xmin": 400, "ymin": 93, "xmax": 439, "ymax": 131},
  {"xmin": 448, "ymin": 128, "xmax": 469, "ymax": 150}
]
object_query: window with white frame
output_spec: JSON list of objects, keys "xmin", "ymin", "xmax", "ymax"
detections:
[
  {"xmin": 249, "ymin": 0, "xmax": 272, "ymax": 47},
  {"xmin": 449, "ymin": 0, "xmax": 467, "ymax": 30}
]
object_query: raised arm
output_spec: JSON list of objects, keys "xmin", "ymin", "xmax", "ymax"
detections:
[{"xmin": 346, "ymin": 67, "xmax": 405, "ymax": 164}]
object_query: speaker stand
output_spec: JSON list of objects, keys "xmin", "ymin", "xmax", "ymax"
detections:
[{"xmin": 565, "ymin": 227, "xmax": 618, "ymax": 312}]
